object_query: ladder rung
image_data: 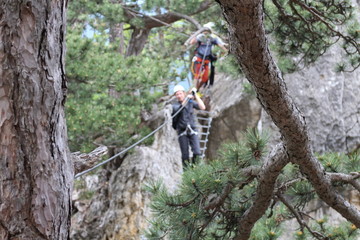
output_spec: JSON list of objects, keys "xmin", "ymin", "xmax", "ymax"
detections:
[
  {"xmin": 197, "ymin": 110, "xmax": 211, "ymax": 114},
  {"xmin": 200, "ymin": 131, "xmax": 210, "ymax": 134},
  {"xmin": 197, "ymin": 117, "xmax": 211, "ymax": 121},
  {"xmin": 199, "ymin": 132, "xmax": 209, "ymax": 135},
  {"xmin": 196, "ymin": 111, "xmax": 211, "ymax": 160}
]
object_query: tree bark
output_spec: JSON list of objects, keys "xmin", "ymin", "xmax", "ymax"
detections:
[
  {"xmin": 124, "ymin": 1, "xmax": 213, "ymax": 56},
  {"xmin": 126, "ymin": 28, "xmax": 151, "ymax": 56},
  {"xmin": 235, "ymin": 144, "xmax": 289, "ymax": 240},
  {"xmin": 73, "ymin": 146, "xmax": 108, "ymax": 175},
  {"xmin": 215, "ymin": 0, "xmax": 360, "ymax": 239},
  {"xmin": 109, "ymin": 22, "xmax": 126, "ymax": 55},
  {"xmin": 0, "ymin": 1, "xmax": 72, "ymax": 239}
]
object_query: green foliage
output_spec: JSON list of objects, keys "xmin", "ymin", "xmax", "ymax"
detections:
[
  {"xmin": 318, "ymin": 152, "xmax": 360, "ymax": 173},
  {"xmin": 300, "ymin": 218, "xmax": 359, "ymax": 240},
  {"xmin": 145, "ymin": 129, "xmax": 360, "ymax": 239},
  {"xmin": 264, "ymin": 0, "xmax": 360, "ymax": 73},
  {"xmin": 65, "ymin": 29, "xmax": 163, "ymax": 152},
  {"xmin": 66, "ymin": 3, "xmax": 169, "ymax": 152},
  {"xmin": 145, "ymin": 129, "xmax": 269, "ymax": 239},
  {"xmin": 216, "ymin": 54, "xmax": 243, "ymax": 78},
  {"xmin": 249, "ymin": 207, "xmax": 285, "ymax": 240},
  {"xmin": 287, "ymin": 181, "xmax": 315, "ymax": 209}
]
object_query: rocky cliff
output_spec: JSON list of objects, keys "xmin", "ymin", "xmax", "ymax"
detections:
[
  {"xmin": 70, "ymin": 37, "xmax": 360, "ymax": 240},
  {"xmin": 261, "ymin": 44, "xmax": 360, "ymax": 154},
  {"xmin": 70, "ymin": 75, "xmax": 263, "ymax": 239}
]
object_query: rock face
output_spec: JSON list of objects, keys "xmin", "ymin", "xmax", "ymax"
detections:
[
  {"xmin": 71, "ymin": 57, "xmax": 359, "ymax": 239},
  {"xmin": 206, "ymin": 76, "xmax": 262, "ymax": 159},
  {"xmin": 70, "ymin": 76, "xmax": 262, "ymax": 239},
  {"xmin": 71, "ymin": 63, "xmax": 359, "ymax": 240},
  {"xmin": 70, "ymin": 31, "xmax": 360, "ymax": 240},
  {"xmin": 261, "ymin": 44, "xmax": 360, "ymax": 153},
  {"xmin": 71, "ymin": 105, "xmax": 183, "ymax": 239},
  {"xmin": 259, "ymin": 0, "xmax": 360, "ymax": 154}
]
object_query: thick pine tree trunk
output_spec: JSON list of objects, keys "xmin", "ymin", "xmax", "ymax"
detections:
[{"xmin": 0, "ymin": 1, "xmax": 73, "ymax": 239}]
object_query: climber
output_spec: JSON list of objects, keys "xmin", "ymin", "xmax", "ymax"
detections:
[
  {"xmin": 172, "ymin": 85, "xmax": 206, "ymax": 167},
  {"xmin": 188, "ymin": 23, "xmax": 228, "ymax": 91}
]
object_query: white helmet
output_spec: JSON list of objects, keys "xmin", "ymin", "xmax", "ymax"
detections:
[
  {"xmin": 173, "ymin": 85, "xmax": 185, "ymax": 94},
  {"xmin": 203, "ymin": 22, "xmax": 215, "ymax": 32}
]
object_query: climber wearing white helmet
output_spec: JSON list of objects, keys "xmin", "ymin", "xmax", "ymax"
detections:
[
  {"xmin": 172, "ymin": 85, "xmax": 205, "ymax": 167},
  {"xmin": 188, "ymin": 23, "xmax": 228, "ymax": 91}
]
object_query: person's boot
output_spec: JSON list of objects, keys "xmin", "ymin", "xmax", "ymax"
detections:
[
  {"xmin": 192, "ymin": 155, "xmax": 200, "ymax": 165},
  {"xmin": 182, "ymin": 159, "xmax": 190, "ymax": 168}
]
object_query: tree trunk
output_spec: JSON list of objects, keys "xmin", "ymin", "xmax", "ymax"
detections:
[
  {"xmin": 216, "ymin": 0, "xmax": 360, "ymax": 239},
  {"xmin": 126, "ymin": 28, "xmax": 151, "ymax": 56},
  {"xmin": 109, "ymin": 22, "xmax": 126, "ymax": 55},
  {"xmin": 123, "ymin": 1, "xmax": 213, "ymax": 56},
  {"xmin": 0, "ymin": 1, "xmax": 73, "ymax": 239}
]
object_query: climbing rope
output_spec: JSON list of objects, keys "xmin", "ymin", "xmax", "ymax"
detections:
[{"xmin": 75, "ymin": 96, "xmax": 191, "ymax": 179}]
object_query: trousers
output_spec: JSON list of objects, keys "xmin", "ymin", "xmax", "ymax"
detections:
[{"xmin": 178, "ymin": 132, "xmax": 201, "ymax": 166}]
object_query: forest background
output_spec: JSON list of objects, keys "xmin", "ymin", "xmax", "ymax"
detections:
[
  {"xmin": 2, "ymin": 0, "xmax": 360, "ymax": 239},
  {"xmin": 65, "ymin": 0, "xmax": 244, "ymax": 153},
  {"xmin": 65, "ymin": 0, "xmax": 360, "ymax": 239}
]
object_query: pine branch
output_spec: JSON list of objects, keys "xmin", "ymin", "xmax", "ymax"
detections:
[
  {"xmin": 277, "ymin": 193, "xmax": 325, "ymax": 240},
  {"xmin": 290, "ymin": 0, "xmax": 360, "ymax": 56},
  {"xmin": 166, "ymin": 194, "xmax": 200, "ymax": 208},
  {"xmin": 198, "ymin": 210, "xmax": 218, "ymax": 236},
  {"xmin": 328, "ymin": 172, "xmax": 360, "ymax": 192},
  {"xmin": 167, "ymin": 11, "xmax": 202, "ymax": 29},
  {"xmin": 277, "ymin": 177, "xmax": 307, "ymax": 193},
  {"xmin": 234, "ymin": 143, "xmax": 289, "ymax": 240},
  {"xmin": 192, "ymin": 180, "xmax": 204, "ymax": 196},
  {"xmin": 204, "ymin": 182, "xmax": 234, "ymax": 210}
]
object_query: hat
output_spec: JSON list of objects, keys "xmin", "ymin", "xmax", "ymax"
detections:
[
  {"xmin": 173, "ymin": 85, "xmax": 185, "ymax": 94},
  {"xmin": 203, "ymin": 22, "xmax": 215, "ymax": 32}
]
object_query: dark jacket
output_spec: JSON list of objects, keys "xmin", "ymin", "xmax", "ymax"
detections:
[
  {"xmin": 195, "ymin": 34, "xmax": 223, "ymax": 58},
  {"xmin": 172, "ymin": 100, "xmax": 199, "ymax": 133}
]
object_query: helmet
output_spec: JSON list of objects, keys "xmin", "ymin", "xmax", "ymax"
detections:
[
  {"xmin": 202, "ymin": 27, "xmax": 212, "ymax": 33},
  {"xmin": 173, "ymin": 85, "xmax": 185, "ymax": 94},
  {"xmin": 203, "ymin": 22, "xmax": 215, "ymax": 33}
]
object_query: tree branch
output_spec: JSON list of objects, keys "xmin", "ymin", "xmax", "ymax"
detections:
[
  {"xmin": 166, "ymin": 194, "xmax": 200, "ymax": 208},
  {"xmin": 328, "ymin": 172, "xmax": 360, "ymax": 192},
  {"xmin": 216, "ymin": 1, "xmax": 360, "ymax": 238},
  {"xmin": 204, "ymin": 182, "xmax": 234, "ymax": 211},
  {"xmin": 168, "ymin": 11, "xmax": 202, "ymax": 29},
  {"xmin": 277, "ymin": 177, "xmax": 307, "ymax": 192},
  {"xmin": 234, "ymin": 144, "xmax": 289, "ymax": 240},
  {"xmin": 72, "ymin": 146, "xmax": 108, "ymax": 175},
  {"xmin": 121, "ymin": 1, "xmax": 214, "ymax": 55},
  {"xmin": 121, "ymin": 1, "xmax": 213, "ymax": 29},
  {"xmin": 277, "ymin": 194, "xmax": 325, "ymax": 240},
  {"xmin": 290, "ymin": 0, "xmax": 360, "ymax": 55}
]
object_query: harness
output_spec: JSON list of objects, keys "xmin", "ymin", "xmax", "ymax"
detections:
[
  {"xmin": 191, "ymin": 39, "xmax": 211, "ymax": 82},
  {"xmin": 191, "ymin": 57, "xmax": 210, "ymax": 75},
  {"xmin": 178, "ymin": 124, "xmax": 198, "ymax": 138}
]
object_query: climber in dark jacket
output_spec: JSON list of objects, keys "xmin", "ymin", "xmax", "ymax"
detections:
[{"xmin": 172, "ymin": 85, "xmax": 205, "ymax": 167}]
